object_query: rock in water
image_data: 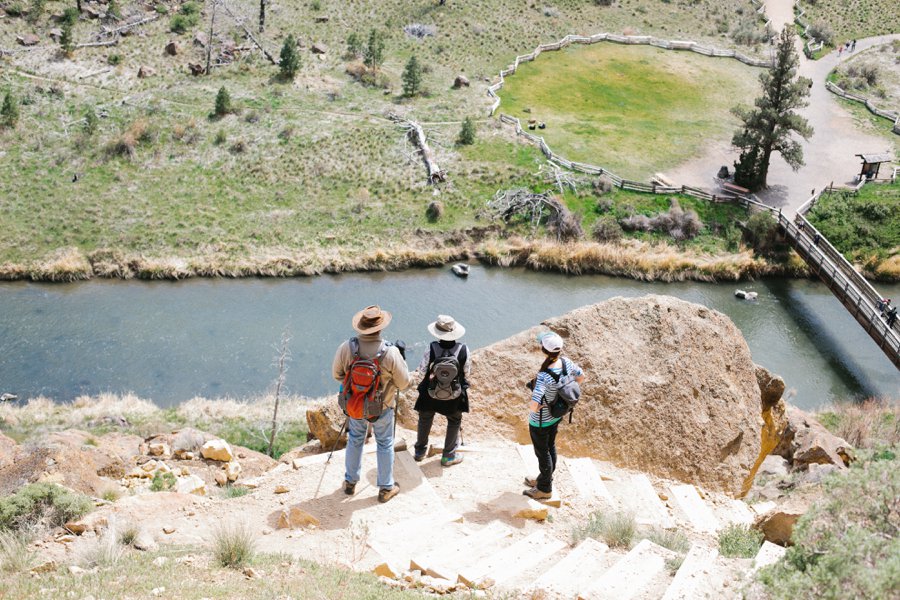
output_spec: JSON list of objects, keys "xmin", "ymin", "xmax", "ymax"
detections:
[{"xmin": 455, "ymin": 295, "xmax": 765, "ymax": 496}]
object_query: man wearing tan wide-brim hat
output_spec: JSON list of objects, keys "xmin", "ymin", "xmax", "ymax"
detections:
[{"xmin": 332, "ymin": 305, "xmax": 411, "ymax": 503}]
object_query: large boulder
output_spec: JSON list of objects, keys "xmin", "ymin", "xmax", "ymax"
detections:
[
  {"xmin": 305, "ymin": 400, "xmax": 347, "ymax": 450},
  {"xmin": 773, "ymin": 406, "xmax": 852, "ymax": 470},
  {"xmin": 449, "ymin": 296, "xmax": 765, "ymax": 496}
]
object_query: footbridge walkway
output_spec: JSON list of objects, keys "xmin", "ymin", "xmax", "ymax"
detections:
[{"xmin": 744, "ymin": 192, "xmax": 900, "ymax": 369}]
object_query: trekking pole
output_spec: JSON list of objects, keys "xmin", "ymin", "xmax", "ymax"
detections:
[{"xmin": 314, "ymin": 416, "xmax": 347, "ymax": 499}]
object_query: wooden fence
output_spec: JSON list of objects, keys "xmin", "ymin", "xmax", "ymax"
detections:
[
  {"xmin": 794, "ymin": 7, "xmax": 825, "ymax": 55},
  {"xmin": 825, "ymin": 81, "xmax": 900, "ymax": 135}
]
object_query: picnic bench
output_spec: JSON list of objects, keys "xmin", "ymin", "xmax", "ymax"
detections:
[{"xmin": 721, "ymin": 182, "xmax": 750, "ymax": 197}]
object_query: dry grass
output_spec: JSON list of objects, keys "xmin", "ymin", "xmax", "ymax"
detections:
[
  {"xmin": 816, "ymin": 399, "xmax": 900, "ymax": 449},
  {"xmin": 0, "ymin": 530, "xmax": 36, "ymax": 574},
  {"xmin": 211, "ymin": 521, "xmax": 256, "ymax": 569}
]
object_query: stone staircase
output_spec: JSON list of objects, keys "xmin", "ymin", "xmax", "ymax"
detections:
[{"xmin": 288, "ymin": 436, "xmax": 784, "ymax": 599}]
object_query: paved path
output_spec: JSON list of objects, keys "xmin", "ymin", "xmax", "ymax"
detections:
[{"xmin": 668, "ymin": 0, "xmax": 898, "ymax": 214}]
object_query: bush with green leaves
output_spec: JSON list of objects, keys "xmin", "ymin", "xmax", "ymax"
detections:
[
  {"xmin": 0, "ymin": 483, "xmax": 93, "ymax": 531},
  {"xmin": 83, "ymin": 104, "xmax": 99, "ymax": 136},
  {"xmin": 214, "ymin": 86, "xmax": 232, "ymax": 117},
  {"xmin": 212, "ymin": 522, "xmax": 256, "ymax": 568},
  {"xmin": 572, "ymin": 510, "xmax": 636, "ymax": 548},
  {"xmin": 170, "ymin": 2, "xmax": 200, "ymax": 34},
  {"xmin": 744, "ymin": 210, "xmax": 779, "ymax": 253},
  {"xmin": 279, "ymin": 34, "xmax": 301, "ymax": 80},
  {"xmin": 718, "ymin": 523, "xmax": 763, "ymax": 558},
  {"xmin": 150, "ymin": 471, "xmax": 176, "ymax": 492},
  {"xmin": 26, "ymin": 0, "xmax": 44, "ymax": 23},
  {"xmin": 758, "ymin": 449, "xmax": 899, "ymax": 599},
  {"xmin": 345, "ymin": 32, "xmax": 363, "ymax": 58},
  {"xmin": 592, "ymin": 215, "xmax": 624, "ymax": 242},
  {"xmin": 1, "ymin": 91, "xmax": 19, "ymax": 128},
  {"xmin": 59, "ymin": 7, "xmax": 79, "ymax": 55},
  {"xmin": 457, "ymin": 116, "xmax": 476, "ymax": 145}
]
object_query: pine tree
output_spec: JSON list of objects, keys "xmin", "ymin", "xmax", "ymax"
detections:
[
  {"xmin": 59, "ymin": 7, "xmax": 79, "ymax": 56},
  {"xmin": 1, "ymin": 90, "xmax": 19, "ymax": 128},
  {"xmin": 279, "ymin": 34, "xmax": 300, "ymax": 80},
  {"xmin": 731, "ymin": 27, "xmax": 813, "ymax": 191},
  {"xmin": 401, "ymin": 55, "xmax": 422, "ymax": 97},
  {"xmin": 363, "ymin": 29, "xmax": 385, "ymax": 71},
  {"xmin": 214, "ymin": 86, "xmax": 231, "ymax": 117},
  {"xmin": 83, "ymin": 104, "xmax": 99, "ymax": 136},
  {"xmin": 457, "ymin": 116, "xmax": 476, "ymax": 145}
]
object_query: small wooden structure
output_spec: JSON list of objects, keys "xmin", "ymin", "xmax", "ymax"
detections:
[{"xmin": 856, "ymin": 152, "xmax": 893, "ymax": 182}]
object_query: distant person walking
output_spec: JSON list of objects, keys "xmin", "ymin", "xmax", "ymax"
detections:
[
  {"xmin": 887, "ymin": 306, "xmax": 898, "ymax": 328},
  {"xmin": 838, "ymin": 44, "xmax": 843, "ymax": 57},
  {"xmin": 413, "ymin": 315, "xmax": 470, "ymax": 467},
  {"xmin": 523, "ymin": 332, "xmax": 584, "ymax": 500},
  {"xmin": 851, "ymin": 39, "xmax": 857, "ymax": 51},
  {"xmin": 333, "ymin": 305, "xmax": 411, "ymax": 503}
]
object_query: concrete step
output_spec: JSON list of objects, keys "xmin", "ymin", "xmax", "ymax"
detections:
[
  {"xmin": 409, "ymin": 521, "xmax": 514, "ymax": 581},
  {"xmin": 458, "ymin": 530, "xmax": 568, "ymax": 588},
  {"xmin": 710, "ymin": 496, "xmax": 756, "ymax": 528},
  {"xmin": 669, "ymin": 484, "xmax": 720, "ymax": 534},
  {"xmin": 661, "ymin": 544, "xmax": 720, "ymax": 600},
  {"xmin": 530, "ymin": 537, "xmax": 610, "ymax": 598},
  {"xmin": 752, "ymin": 541, "xmax": 786, "ymax": 572},
  {"xmin": 367, "ymin": 512, "xmax": 465, "ymax": 577},
  {"xmin": 608, "ymin": 474, "xmax": 675, "ymax": 529},
  {"xmin": 564, "ymin": 457, "xmax": 616, "ymax": 506},
  {"xmin": 579, "ymin": 539, "xmax": 676, "ymax": 600}
]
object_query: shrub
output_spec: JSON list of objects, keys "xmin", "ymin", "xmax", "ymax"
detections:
[
  {"xmin": 222, "ymin": 485, "xmax": 249, "ymax": 499},
  {"xmin": 363, "ymin": 29, "xmax": 385, "ymax": 71},
  {"xmin": 212, "ymin": 522, "xmax": 256, "ymax": 568},
  {"xmin": 150, "ymin": 471, "xmax": 176, "ymax": 492},
  {"xmin": 81, "ymin": 526, "xmax": 124, "ymax": 568},
  {"xmin": 594, "ymin": 0, "xmax": 613, "ymax": 5},
  {"xmin": 619, "ymin": 202, "xmax": 704, "ymax": 241},
  {"xmin": 4, "ymin": 2, "xmax": 25, "ymax": 16},
  {"xmin": 758, "ymin": 449, "xmax": 899, "ymax": 599},
  {"xmin": 345, "ymin": 32, "xmax": 363, "ymax": 58},
  {"xmin": 816, "ymin": 400, "xmax": 900, "ymax": 448},
  {"xmin": 644, "ymin": 527, "xmax": 691, "ymax": 554},
  {"xmin": 592, "ymin": 215, "xmax": 624, "ymax": 242},
  {"xmin": 279, "ymin": 34, "xmax": 301, "ymax": 80},
  {"xmin": 26, "ymin": 0, "xmax": 43, "ymax": 23},
  {"xmin": 807, "ymin": 21, "xmax": 835, "ymax": 46},
  {"xmin": 718, "ymin": 524, "xmax": 763, "ymax": 558},
  {"xmin": 572, "ymin": 510, "xmax": 636, "ymax": 548},
  {"xmin": 214, "ymin": 86, "xmax": 232, "ymax": 117},
  {"xmin": 214, "ymin": 128, "xmax": 227, "ymax": 145},
  {"xmin": 0, "ymin": 483, "xmax": 93, "ymax": 531},
  {"xmin": 107, "ymin": 0, "xmax": 121, "ymax": 19},
  {"xmin": 426, "ymin": 200, "xmax": 444, "ymax": 222},
  {"xmin": 107, "ymin": 53, "xmax": 123, "ymax": 65},
  {"xmin": 118, "ymin": 521, "xmax": 140, "ymax": 546},
  {"xmin": 83, "ymin": 104, "xmax": 99, "ymax": 136},
  {"xmin": 744, "ymin": 210, "xmax": 778, "ymax": 253},
  {"xmin": 170, "ymin": 3, "xmax": 199, "ymax": 34},
  {"xmin": 457, "ymin": 116, "xmax": 476, "ymax": 145},
  {"xmin": 1, "ymin": 90, "xmax": 19, "ymax": 128},
  {"xmin": 60, "ymin": 7, "xmax": 78, "ymax": 55}
]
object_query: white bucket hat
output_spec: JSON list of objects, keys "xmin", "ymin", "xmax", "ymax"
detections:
[{"xmin": 427, "ymin": 315, "xmax": 466, "ymax": 341}]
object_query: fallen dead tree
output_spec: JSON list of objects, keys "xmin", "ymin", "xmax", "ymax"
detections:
[
  {"xmin": 487, "ymin": 188, "xmax": 583, "ymax": 241},
  {"xmin": 389, "ymin": 113, "xmax": 446, "ymax": 184}
]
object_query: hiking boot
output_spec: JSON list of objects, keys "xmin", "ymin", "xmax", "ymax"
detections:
[
  {"xmin": 441, "ymin": 454, "xmax": 464, "ymax": 467},
  {"xmin": 523, "ymin": 487, "xmax": 552, "ymax": 500},
  {"xmin": 378, "ymin": 483, "xmax": 400, "ymax": 503},
  {"xmin": 524, "ymin": 476, "xmax": 537, "ymax": 488},
  {"xmin": 413, "ymin": 447, "xmax": 428, "ymax": 462},
  {"xmin": 343, "ymin": 480, "xmax": 356, "ymax": 496}
]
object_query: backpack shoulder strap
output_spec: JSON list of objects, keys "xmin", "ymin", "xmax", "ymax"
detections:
[
  {"xmin": 561, "ymin": 358, "xmax": 569, "ymax": 377},
  {"xmin": 349, "ymin": 337, "xmax": 360, "ymax": 357},
  {"xmin": 540, "ymin": 365, "xmax": 562, "ymax": 383}
]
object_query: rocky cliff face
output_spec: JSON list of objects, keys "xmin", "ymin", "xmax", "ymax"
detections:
[{"xmin": 419, "ymin": 295, "xmax": 766, "ymax": 496}]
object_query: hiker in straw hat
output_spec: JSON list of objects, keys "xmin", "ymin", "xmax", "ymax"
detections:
[
  {"xmin": 413, "ymin": 315, "xmax": 471, "ymax": 467},
  {"xmin": 333, "ymin": 305, "xmax": 411, "ymax": 503}
]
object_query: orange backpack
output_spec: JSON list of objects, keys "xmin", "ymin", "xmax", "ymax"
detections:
[{"xmin": 339, "ymin": 338, "xmax": 386, "ymax": 422}]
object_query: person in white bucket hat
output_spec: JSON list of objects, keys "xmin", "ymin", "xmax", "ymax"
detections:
[{"xmin": 413, "ymin": 315, "xmax": 471, "ymax": 467}]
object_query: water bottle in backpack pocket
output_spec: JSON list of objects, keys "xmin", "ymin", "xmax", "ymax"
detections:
[
  {"xmin": 426, "ymin": 342, "xmax": 463, "ymax": 401},
  {"xmin": 339, "ymin": 338, "xmax": 386, "ymax": 422}
]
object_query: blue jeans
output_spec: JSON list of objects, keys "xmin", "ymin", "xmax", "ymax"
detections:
[{"xmin": 344, "ymin": 407, "xmax": 394, "ymax": 490}]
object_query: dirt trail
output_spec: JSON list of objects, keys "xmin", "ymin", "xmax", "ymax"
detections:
[{"xmin": 667, "ymin": 0, "xmax": 898, "ymax": 214}]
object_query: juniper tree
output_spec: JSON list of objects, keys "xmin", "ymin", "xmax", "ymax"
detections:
[
  {"xmin": 1, "ymin": 90, "xmax": 19, "ymax": 128},
  {"xmin": 59, "ymin": 7, "xmax": 79, "ymax": 55},
  {"xmin": 279, "ymin": 34, "xmax": 300, "ymax": 80},
  {"xmin": 457, "ymin": 116, "xmax": 476, "ymax": 145},
  {"xmin": 83, "ymin": 104, "xmax": 99, "ymax": 136},
  {"xmin": 346, "ymin": 32, "xmax": 362, "ymax": 58},
  {"xmin": 731, "ymin": 27, "xmax": 813, "ymax": 191},
  {"xmin": 214, "ymin": 86, "xmax": 231, "ymax": 117},
  {"xmin": 363, "ymin": 29, "xmax": 385, "ymax": 72},
  {"xmin": 402, "ymin": 55, "xmax": 422, "ymax": 97}
]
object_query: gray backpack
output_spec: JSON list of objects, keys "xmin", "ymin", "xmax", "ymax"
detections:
[{"xmin": 426, "ymin": 342, "xmax": 463, "ymax": 401}]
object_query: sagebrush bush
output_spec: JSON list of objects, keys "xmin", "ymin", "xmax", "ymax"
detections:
[
  {"xmin": 0, "ymin": 483, "xmax": 93, "ymax": 531},
  {"xmin": 758, "ymin": 449, "xmax": 899, "ymax": 599},
  {"xmin": 718, "ymin": 524, "xmax": 763, "ymax": 558},
  {"xmin": 807, "ymin": 21, "xmax": 835, "ymax": 45},
  {"xmin": 426, "ymin": 200, "xmax": 444, "ymax": 222},
  {"xmin": 816, "ymin": 400, "xmax": 900, "ymax": 449},
  {"xmin": 592, "ymin": 215, "xmax": 623, "ymax": 242}
]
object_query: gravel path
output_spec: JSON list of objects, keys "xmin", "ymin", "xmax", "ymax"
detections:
[{"xmin": 668, "ymin": 1, "xmax": 898, "ymax": 214}]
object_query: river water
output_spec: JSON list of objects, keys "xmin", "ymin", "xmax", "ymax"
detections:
[{"xmin": 0, "ymin": 266, "xmax": 897, "ymax": 410}]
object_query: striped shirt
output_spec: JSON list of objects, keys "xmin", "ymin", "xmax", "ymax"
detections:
[{"xmin": 529, "ymin": 357, "xmax": 583, "ymax": 427}]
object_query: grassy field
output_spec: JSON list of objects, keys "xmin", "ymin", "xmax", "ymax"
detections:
[
  {"xmin": 796, "ymin": 0, "xmax": 900, "ymax": 45},
  {"xmin": 806, "ymin": 181, "xmax": 900, "ymax": 280},
  {"xmin": 0, "ymin": 0, "xmax": 775, "ymax": 279},
  {"xmin": 497, "ymin": 43, "xmax": 762, "ymax": 180},
  {"xmin": 830, "ymin": 41, "xmax": 900, "ymax": 114}
]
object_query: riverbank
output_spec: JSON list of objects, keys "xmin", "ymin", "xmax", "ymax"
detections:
[{"xmin": 0, "ymin": 234, "xmax": 815, "ymax": 283}]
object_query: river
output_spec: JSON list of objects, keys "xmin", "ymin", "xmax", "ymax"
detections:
[{"xmin": 0, "ymin": 266, "xmax": 897, "ymax": 410}]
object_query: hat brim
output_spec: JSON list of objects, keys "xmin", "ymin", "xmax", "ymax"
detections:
[
  {"xmin": 352, "ymin": 309, "xmax": 392, "ymax": 334},
  {"xmin": 427, "ymin": 321, "xmax": 465, "ymax": 341}
]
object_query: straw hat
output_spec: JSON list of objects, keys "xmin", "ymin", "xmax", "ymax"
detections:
[
  {"xmin": 352, "ymin": 305, "xmax": 392, "ymax": 334},
  {"xmin": 427, "ymin": 315, "xmax": 466, "ymax": 341}
]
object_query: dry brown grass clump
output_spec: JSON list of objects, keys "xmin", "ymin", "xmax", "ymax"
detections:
[
  {"xmin": 32, "ymin": 247, "xmax": 92, "ymax": 282},
  {"xmin": 817, "ymin": 399, "xmax": 900, "ymax": 449}
]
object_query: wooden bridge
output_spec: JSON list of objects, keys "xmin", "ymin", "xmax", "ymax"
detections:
[{"xmin": 744, "ymin": 194, "xmax": 900, "ymax": 370}]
